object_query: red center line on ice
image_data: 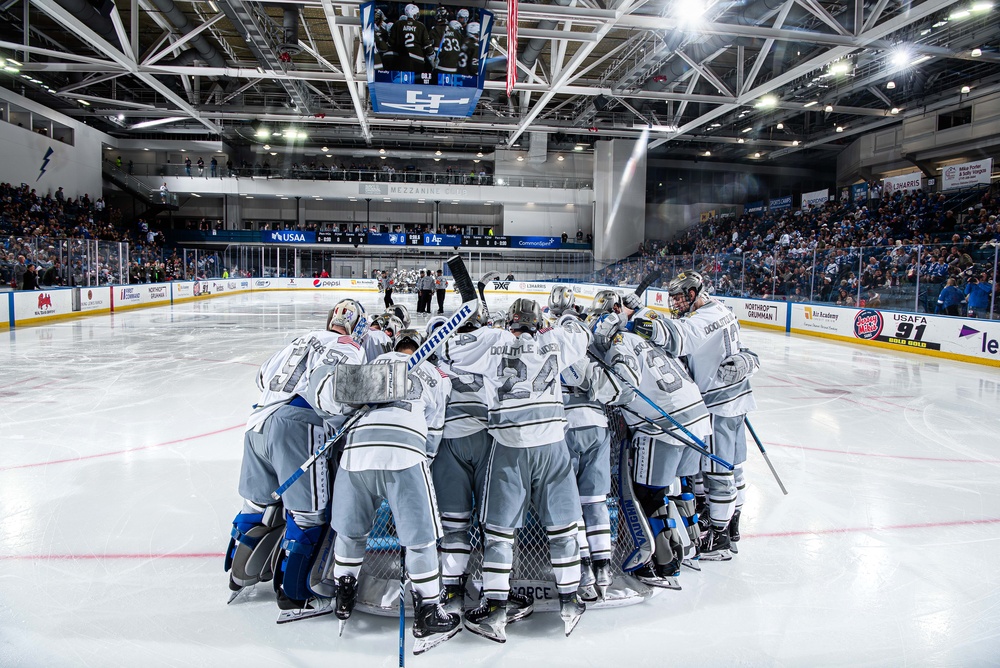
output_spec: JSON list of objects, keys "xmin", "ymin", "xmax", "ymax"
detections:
[
  {"xmin": 0, "ymin": 424, "xmax": 245, "ymax": 472},
  {"xmin": 745, "ymin": 517, "xmax": 1000, "ymax": 539},
  {"xmin": 766, "ymin": 440, "xmax": 1000, "ymax": 464},
  {"xmin": 6, "ymin": 517, "xmax": 1000, "ymax": 561}
]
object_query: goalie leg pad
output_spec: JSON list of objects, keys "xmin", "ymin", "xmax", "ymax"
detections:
[
  {"xmin": 278, "ymin": 512, "xmax": 326, "ymax": 602},
  {"xmin": 226, "ymin": 502, "xmax": 285, "ymax": 587},
  {"xmin": 672, "ymin": 477, "xmax": 701, "ymax": 547}
]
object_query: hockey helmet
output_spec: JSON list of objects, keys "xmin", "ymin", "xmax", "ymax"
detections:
[
  {"xmin": 667, "ymin": 271, "xmax": 704, "ymax": 315},
  {"xmin": 404, "ymin": 3, "xmax": 420, "ymax": 19},
  {"xmin": 547, "ymin": 285, "xmax": 575, "ymax": 316},
  {"xmin": 466, "ymin": 21, "xmax": 480, "ymax": 37},
  {"xmin": 374, "ymin": 8, "xmax": 386, "ymax": 22},
  {"xmin": 391, "ymin": 304, "xmax": 411, "ymax": 327},
  {"xmin": 425, "ymin": 315, "xmax": 449, "ymax": 336},
  {"xmin": 435, "ymin": 6, "xmax": 449, "ymax": 22},
  {"xmin": 393, "ymin": 328, "xmax": 424, "ymax": 352},
  {"xmin": 327, "ymin": 299, "xmax": 366, "ymax": 335},
  {"xmin": 381, "ymin": 314, "xmax": 404, "ymax": 338},
  {"xmin": 507, "ymin": 298, "xmax": 542, "ymax": 334},
  {"xmin": 449, "ymin": 20, "xmax": 462, "ymax": 31},
  {"xmin": 457, "ymin": 8, "xmax": 470, "ymax": 24},
  {"xmin": 591, "ymin": 289, "xmax": 623, "ymax": 315}
]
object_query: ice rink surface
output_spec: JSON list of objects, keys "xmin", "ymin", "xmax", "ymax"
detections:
[{"xmin": 2, "ymin": 289, "xmax": 1000, "ymax": 667}]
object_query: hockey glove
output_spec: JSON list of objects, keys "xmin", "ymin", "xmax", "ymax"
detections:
[
  {"xmin": 717, "ymin": 348, "xmax": 761, "ymax": 384},
  {"xmin": 622, "ymin": 293, "xmax": 643, "ymax": 313},
  {"xmin": 627, "ymin": 316, "xmax": 658, "ymax": 342},
  {"xmin": 591, "ymin": 312, "xmax": 625, "ymax": 352}
]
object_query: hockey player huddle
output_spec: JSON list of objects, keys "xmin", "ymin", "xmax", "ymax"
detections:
[{"xmin": 224, "ymin": 270, "xmax": 760, "ymax": 654}]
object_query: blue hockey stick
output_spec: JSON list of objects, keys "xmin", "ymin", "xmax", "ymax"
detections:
[
  {"xmin": 589, "ymin": 352, "xmax": 734, "ymax": 471},
  {"xmin": 744, "ymin": 417, "xmax": 788, "ymax": 495}
]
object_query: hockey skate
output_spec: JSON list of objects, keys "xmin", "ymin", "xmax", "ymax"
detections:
[
  {"xmin": 729, "ymin": 510, "xmax": 741, "ymax": 554},
  {"xmin": 700, "ymin": 526, "xmax": 733, "ymax": 561},
  {"xmin": 506, "ymin": 590, "xmax": 534, "ymax": 624},
  {"xmin": 412, "ymin": 592, "xmax": 462, "ymax": 655},
  {"xmin": 632, "ymin": 562, "xmax": 681, "ymax": 590},
  {"xmin": 440, "ymin": 578, "xmax": 467, "ymax": 617},
  {"xmin": 275, "ymin": 595, "xmax": 333, "ymax": 624},
  {"xmin": 592, "ymin": 558, "xmax": 613, "ymax": 599},
  {"xmin": 558, "ymin": 592, "xmax": 586, "ymax": 637},
  {"xmin": 334, "ymin": 574, "xmax": 357, "ymax": 636},
  {"xmin": 227, "ymin": 577, "xmax": 253, "ymax": 604},
  {"xmin": 464, "ymin": 598, "xmax": 508, "ymax": 643},
  {"xmin": 578, "ymin": 558, "xmax": 599, "ymax": 603}
]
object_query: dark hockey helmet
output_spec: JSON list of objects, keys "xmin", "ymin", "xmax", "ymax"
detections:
[
  {"xmin": 667, "ymin": 271, "xmax": 704, "ymax": 315},
  {"xmin": 591, "ymin": 289, "xmax": 622, "ymax": 315},
  {"xmin": 374, "ymin": 8, "xmax": 386, "ymax": 22},
  {"xmin": 391, "ymin": 304, "xmax": 411, "ymax": 327},
  {"xmin": 327, "ymin": 299, "xmax": 366, "ymax": 334},
  {"xmin": 394, "ymin": 328, "xmax": 424, "ymax": 352},
  {"xmin": 435, "ymin": 6, "xmax": 449, "ymax": 22},
  {"xmin": 548, "ymin": 285, "xmax": 575, "ymax": 316},
  {"xmin": 507, "ymin": 298, "xmax": 542, "ymax": 334}
]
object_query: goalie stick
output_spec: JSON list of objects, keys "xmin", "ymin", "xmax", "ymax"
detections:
[
  {"xmin": 272, "ymin": 256, "xmax": 478, "ymax": 500},
  {"xmin": 588, "ymin": 352, "xmax": 734, "ymax": 471},
  {"xmin": 744, "ymin": 417, "xmax": 788, "ymax": 495}
]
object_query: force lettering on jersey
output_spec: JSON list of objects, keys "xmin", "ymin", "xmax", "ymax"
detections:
[{"xmin": 702, "ymin": 311, "xmax": 736, "ymax": 336}]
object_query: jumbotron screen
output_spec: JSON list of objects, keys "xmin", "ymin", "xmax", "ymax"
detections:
[{"xmin": 360, "ymin": 2, "xmax": 495, "ymax": 116}]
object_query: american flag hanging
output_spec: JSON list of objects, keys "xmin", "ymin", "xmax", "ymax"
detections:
[{"xmin": 507, "ymin": 0, "xmax": 518, "ymax": 97}]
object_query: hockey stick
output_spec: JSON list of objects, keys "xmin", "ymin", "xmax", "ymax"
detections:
[
  {"xmin": 634, "ymin": 270, "xmax": 662, "ymax": 297},
  {"xmin": 399, "ymin": 546, "xmax": 406, "ymax": 667},
  {"xmin": 744, "ymin": 417, "xmax": 788, "ymax": 495},
  {"xmin": 588, "ymin": 352, "xmax": 734, "ymax": 471},
  {"xmin": 477, "ymin": 271, "xmax": 500, "ymax": 309},
  {"xmin": 617, "ymin": 403, "xmax": 725, "ymax": 468},
  {"xmin": 272, "ymin": 257, "xmax": 479, "ymax": 500}
]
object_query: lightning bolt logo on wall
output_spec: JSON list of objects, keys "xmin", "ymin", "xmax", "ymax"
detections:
[{"xmin": 37, "ymin": 147, "xmax": 54, "ymax": 181}]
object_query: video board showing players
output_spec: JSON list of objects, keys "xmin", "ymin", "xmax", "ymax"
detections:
[{"xmin": 361, "ymin": 2, "xmax": 494, "ymax": 91}]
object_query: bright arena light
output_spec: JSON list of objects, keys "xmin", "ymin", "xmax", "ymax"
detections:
[
  {"xmin": 757, "ymin": 95, "xmax": 778, "ymax": 108},
  {"xmin": 891, "ymin": 49, "xmax": 911, "ymax": 68},
  {"xmin": 675, "ymin": 0, "xmax": 708, "ymax": 27},
  {"xmin": 829, "ymin": 61, "xmax": 850, "ymax": 75}
]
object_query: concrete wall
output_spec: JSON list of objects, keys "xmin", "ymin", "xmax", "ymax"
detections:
[
  {"xmin": 0, "ymin": 88, "xmax": 107, "ymax": 199},
  {"xmin": 594, "ymin": 139, "xmax": 646, "ymax": 262}
]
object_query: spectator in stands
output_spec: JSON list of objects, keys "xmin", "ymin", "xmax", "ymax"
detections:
[
  {"xmin": 197, "ymin": 157, "xmax": 205, "ymax": 176},
  {"xmin": 13, "ymin": 254, "xmax": 26, "ymax": 289},
  {"xmin": 184, "ymin": 156, "xmax": 192, "ymax": 176},
  {"xmin": 966, "ymin": 272, "xmax": 995, "ymax": 318},
  {"xmin": 211, "ymin": 157, "xmax": 218, "ymax": 177},
  {"xmin": 22, "ymin": 263, "xmax": 38, "ymax": 290},
  {"xmin": 160, "ymin": 183, "xmax": 169, "ymax": 203},
  {"xmin": 937, "ymin": 277, "xmax": 964, "ymax": 316}
]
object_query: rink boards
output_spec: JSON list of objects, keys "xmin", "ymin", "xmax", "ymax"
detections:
[{"xmin": 5, "ymin": 278, "xmax": 1000, "ymax": 367}]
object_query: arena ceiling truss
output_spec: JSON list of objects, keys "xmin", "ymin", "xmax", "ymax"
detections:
[{"xmin": 1, "ymin": 0, "xmax": 997, "ymax": 162}]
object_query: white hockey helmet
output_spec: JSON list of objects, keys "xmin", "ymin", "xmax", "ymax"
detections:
[
  {"xmin": 457, "ymin": 7, "xmax": 470, "ymax": 23},
  {"xmin": 327, "ymin": 299, "xmax": 365, "ymax": 334},
  {"xmin": 547, "ymin": 285, "xmax": 575, "ymax": 316},
  {"xmin": 394, "ymin": 328, "xmax": 424, "ymax": 352},
  {"xmin": 391, "ymin": 303, "xmax": 410, "ymax": 327},
  {"xmin": 380, "ymin": 313, "xmax": 404, "ymax": 338},
  {"xmin": 466, "ymin": 21, "xmax": 480, "ymax": 37},
  {"xmin": 404, "ymin": 3, "xmax": 420, "ymax": 19},
  {"xmin": 507, "ymin": 298, "xmax": 542, "ymax": 334},
  {"xmin": 449, "ymin": 20, "xmax": 462, "ymax": 31},
  {"xmin": 591, "ymin": 289, "xmax": 623, "ymax": 315},
  {"xmin": 425, "ymin": 315, "xmax": 449, "ymax": 336},
  {"xmin": 667, "ymin": 271, "xmax": 705, "ymax": 315}
]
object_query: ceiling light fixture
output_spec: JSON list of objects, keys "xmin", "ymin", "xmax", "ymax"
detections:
[
  {"xmin": 961, "ymin": 85, "xmax": 972, "ymax": 93},
  {"xmin": 476, "ymin": 152, "xmax": 483, "ymax": 157},
  {"xmin": 738, "ymin": 138, "xmax": 745, "ymax": 144},
  {"xmin": 754, "ymin": 152, "xmax": 761, "ymax": 158},
  {"xmin": 886, "ymin": 80, "xmax": 896, "ymax": 89},
  {"xmin": 435, "ymin": 150, "xmax": 442, "ymax": 156},
  {"xmin": 909, "ymin": 55, "xmax": 933, "ymax": 66},
  {"xmin": 516, "ymin": 155, "xmax": 524, "ymax": 161},
  {"xmin": 379, "ymin": 148, "xmax": 385, "ymax": 154},
  {"xmin": 825, "ymin": 104, "xmax": 834, "ymax": 112},
  {"xmin": 829, "ymin": 61, "xmax": 850, "ymax": 75},
  {"xmin": 703, "ymin": 150, "xmax": 711, "ymax": 156},
  {"xmin": 971, "ymin": 48, "xmax": 983, "ymax": 57},
  {"xmin": 803, "ymin": 101, "xmax": 818, "ymax": 108},
  {"xmin": 949, "ymin": 9, "xmax": 971, "ymax": 19},
  {"xmin": 776, "ymin": 122, "xmax": 784, "ymax": 130},
  {"xmin": 836, "ymin": 126, "xmax": 844, "ymax": 132},
  {"xmin": 891, "ymin": 107, "xmax": 900, "ymax": 114},
  {"xmin": 971, "ymin": 2, "xmax": 993, "ymax": 11},
  {"xmin": 557, "ymin": 155, "xmax": 564, "ymax": 161},
  {"xmin": 742, "ymin": 127, "xmax": 752, "ymax": 133},
  {"xmin": 263, "ymin": 144, "xmax": 270, "ymax": 150},
  {"xmin": 792, "ymin": 140, "xmax": 800, "ymax": 146}
]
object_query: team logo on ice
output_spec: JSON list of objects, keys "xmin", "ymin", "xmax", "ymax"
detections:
[{"xmin": 853, "ymin": 308, "xmax": 883, "ymax": 340}]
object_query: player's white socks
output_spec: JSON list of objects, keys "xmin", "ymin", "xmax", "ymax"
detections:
[
  {"xmin": 332, "ymin": 534, "xmax": 366, "ymax": 581},
  {"xmin": 439, "ymin": 511, "xmax": 473, "ymax": 586},
  {"xmin": 482, "ymin": 525, "xmax": 515, "ymax": 601},
  {"xmin": 547, "ymin": 523, "xmax": 582, "ymax": 595},
  {"xmin": 582, "ymin": 501, "xmax": 612, "ymax": 561}
]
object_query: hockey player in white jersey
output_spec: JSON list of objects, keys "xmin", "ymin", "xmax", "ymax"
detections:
[
  {"xmin": 225, "ymin": 299, "xmax": 367, "ymax": 621},
  {"xmin": 441, "ymin": 298, "xmax": 591, "ymax": 642},
  {"xmin": 430, "ymin": 306, "xmax": 494, "ymax": 616},
  {"xmin": 314, "ymin": 328, "xmax": 460, "ymax": 654},
  {"xmin": 362, "ymin": 312, "xmax": 402, "ymax": 361},
  {"xmin": 589, "ymin": 290, "xmax": 712, "ymax": 585},
  {"xmin": 548, "ymin": 286, "xmax": 614, "ymax": 600},
  {"xmin": 628, "ymin": 271, "xmax": 760, "ymax": 560}
]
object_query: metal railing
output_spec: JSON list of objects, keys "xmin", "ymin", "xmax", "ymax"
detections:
[
  {"xmin": 102, "ymin": 161, "xmax": 180, "ymax": 206},
  {"xmin": 117, "ymin": 162, "xmax": 593, "ymax": 189},
  {"xmin": 1, "ymin": 235, "xmax": 131, "ymax": 287}
]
